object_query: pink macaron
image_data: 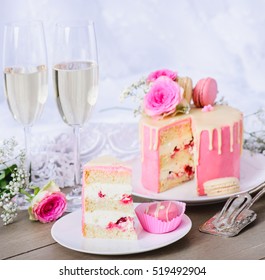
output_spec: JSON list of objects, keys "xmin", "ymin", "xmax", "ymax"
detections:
[{"xmin": 192, "ymin": 77, "xmax": 218, "ymax": 108}]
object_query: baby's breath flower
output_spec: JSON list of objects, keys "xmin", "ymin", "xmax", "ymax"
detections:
[
  {"xmin": 214, "ymin": 96, "xmax": 228, "ymax": 106},
  {"xmin": 0, "ymin": 137, "xmax": 17, "ymax": 164},
  {"xmin": 243, "ymin": 108, "xmax": 265, "ymax": 154},
  {"xmin": 0, "ymin": 138, "xmax": 29, "ymax": 225},
  {"xmin": 120, "ymin": 76, "xmax": 150, "ymax": 116}
]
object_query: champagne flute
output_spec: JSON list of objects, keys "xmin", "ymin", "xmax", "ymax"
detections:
[
  {"xmin": 52, "ymin": 21, "xmax": 99, "ymax": 212},
  {"xmin": 3, "ymin": 20, "xmax": 48, "ymax": 208}
]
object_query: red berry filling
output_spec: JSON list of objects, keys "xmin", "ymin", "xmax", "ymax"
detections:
[
  {"xmin": 98, "ymin": 191, "xmax": 106, "ymax": 198},
  {"xmin": 184, "ymin": 165, "xmax": 194, "ymax": 177},
  {"xmin": 106, "ymin": 217, "xmax": 129, "ymax": 229},
  {"xmin": 184, "ymin": 138, "xmax": 194, "ymax": 150},
  {"xmin": 168, "ymin": 165, "xmax": 194, "ymax": 180},
  {"xmin": 170, "ymin": 146, "xmax": 180, "ymax": 158},
  {"xmin": 171, "ymin": 138, "xmax": 194, "ymax": 158},
  {"xmin": 167, "ymin": 170, "xmax": 184, "ymax": 179},
  {"xmin": 120, "ymin": 194, "xmax": 133, "ymax": 204},
  {"xmin": 116, "ymin": 217, "xmax": 127, "ymax": 224}
]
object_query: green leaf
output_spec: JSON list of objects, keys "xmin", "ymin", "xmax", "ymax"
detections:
[
  {"xmin": 0, "ymin": 179, "xmax": 8, "ymax": 189},
  {"xmin": 0, "ymin": 171, "xmax": 5, "ymax": 180},
  {"xmin": 4, "ymin": 164, "xmax": 17, "ymax": 176},
  {"xmin": 19, "ymin": 188, "xmax": 32, "ymax": 200},
  {"xmin": 34, "ymin": 187, "xmax": 40, "ymax": 196}
]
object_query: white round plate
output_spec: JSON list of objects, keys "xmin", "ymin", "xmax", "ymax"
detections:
[
  {"xmin": 51, "ymin": 205, "xmax": 192, "ymax": 256},
  {"xmin": 132, "ymin": 150, "xmax": 265, "ymax": 205}
]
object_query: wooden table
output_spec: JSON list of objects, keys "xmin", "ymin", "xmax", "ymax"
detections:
[{"xmin": 1, "ymin": 195, "xmax": 265, "ymax": 260}]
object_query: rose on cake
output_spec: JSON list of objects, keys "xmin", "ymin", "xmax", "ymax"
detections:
[
  {"xmin": 146, "ymin": 69, "xmax": 177, "ymax": 83},
  {"xmin": 121, "ymin": 68, "xmax": 190, "ymax": 119},
  {"xmin": 28, "ymin": 181, "xmax": 66, "ymax": 223},
  {"xmin": 144, "ymin": 76, "xmax": 183, "ymax": 118}
]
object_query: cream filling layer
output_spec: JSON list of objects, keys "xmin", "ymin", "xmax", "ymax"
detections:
[
  {"xmin": 161, "ymin": 161, "xmax": 193, "ymax": 170},
  {"xmin": 84, "ymin": 183, "xmax": 132, "ymax": 200},
  {"xmin": 160, "ymin": 163, "xmax": 194, "ymax": 179},
  {"xmin": 159, "ymin": 138, "xmax": 193, "ymax": 155},
  {"xmin": 84, "ymin": 210, "xmax": 135, "ymax": 228}
]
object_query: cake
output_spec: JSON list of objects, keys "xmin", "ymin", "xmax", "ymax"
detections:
[
  {"xmin": 140, "ymin": 105, "xmax": 243, "ymax": 195},
  {"xmin": 128, "ymin": 69, "xmax": 243, "ymax": 196},
  {"xmin": 82, "ymin": 156, "xmax": 137, "ymax": 239}
]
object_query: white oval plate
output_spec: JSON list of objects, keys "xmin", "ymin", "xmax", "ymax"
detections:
[
  {"xmin": 131, "ymin": 150, "xmax": 265, "ymax": 205},
  {"xmin": 51, "ymin": 206, "xmax": 192, "ymax": 256}
]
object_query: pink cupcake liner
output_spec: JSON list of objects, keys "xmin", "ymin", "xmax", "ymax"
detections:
[{"xmin": 135, "ymin": 201, "xmax": 186, "ymax": 234}]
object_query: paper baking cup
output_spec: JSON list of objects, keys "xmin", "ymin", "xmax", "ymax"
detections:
[{"xmin": 135, "ymin": 201, "xmax": 186, "ymax": 234}]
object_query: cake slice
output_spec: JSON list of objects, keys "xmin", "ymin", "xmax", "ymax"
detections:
[
  {"xmin": 140, "ymin": 116, "xmax": 195, "ymax": 193},
  {"xmin": 82, "ymin": 156, "xmax": 137, "ymax": 239}
]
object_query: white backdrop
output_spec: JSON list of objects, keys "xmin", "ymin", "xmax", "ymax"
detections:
[{"xmin": 0, "ymin": 0, "xmax": 265, "ymax": 137}]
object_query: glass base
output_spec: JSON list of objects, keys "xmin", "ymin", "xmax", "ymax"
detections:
[
  {"xmin": 14, "ymin": 193, "xmax": 30, "ymax": 211},
  {"xmin": 66, "ymin": 187, "xmax": 82, "ymax": 212}
]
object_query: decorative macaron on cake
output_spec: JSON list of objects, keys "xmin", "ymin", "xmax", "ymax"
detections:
[
  {"xmin": 193, "ymin": 77, "xmax": 218, "ymax": 108},
  {"xmin": 122, "ymin": 68, "xmax": 243, "ymax": 197}
]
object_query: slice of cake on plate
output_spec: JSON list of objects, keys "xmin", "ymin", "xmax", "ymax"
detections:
[{"xmin": 82, "ymin": 156, "xmax": 137, "ymax": 239}]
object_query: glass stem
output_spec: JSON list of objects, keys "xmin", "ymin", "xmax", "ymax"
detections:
[
  {"xmin": 73, "ymin": 125, "xmax": 81, "ymax": 187},
  {"xmin": 24, "ymin": 125, "xmax": 31, "ymax": 186}
]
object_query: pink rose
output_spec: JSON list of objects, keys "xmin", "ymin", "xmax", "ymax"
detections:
[
  {"xmin": 144, "ymin": 76, "xmax": 182, "ymax": 117},
  {"xmin": 147, "ymin": 69, "xmax": 177, "ymax": 83},
  {"xmin": 28, "ymin": 181, "xmax": 67, "ymax": 223},
  {"xmin": 32, "ymin": 192, "xmax": 66, "ymax": 223}
]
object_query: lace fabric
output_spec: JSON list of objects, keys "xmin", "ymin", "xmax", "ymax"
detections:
[{"xmin": 30, "ymin": 123, "xmax": 139, "ymax": 187}]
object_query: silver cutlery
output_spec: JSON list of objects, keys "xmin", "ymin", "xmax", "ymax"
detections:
[{"xmin": 199, "ymin": 181, "xmax": 265, "ymax": 237}]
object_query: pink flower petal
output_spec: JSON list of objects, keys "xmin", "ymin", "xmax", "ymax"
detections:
[
  {"xmin": 147, "ymin": 69, "xmax": 177, "ymax": 83},
  {"xmin": 33, "ymin": 192, "xmax": 67, "ymax": 223},
  {"xmin": 144, "ymin": 76, "xmax": 181, "ymax": 117}
]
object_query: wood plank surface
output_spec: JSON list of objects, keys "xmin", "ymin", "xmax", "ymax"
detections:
[{"xmin": 1, "ymin": 195, "xmax": 265, "ymax": 260}]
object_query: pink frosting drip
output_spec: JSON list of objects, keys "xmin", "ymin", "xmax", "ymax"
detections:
[
  {"xmin": 142, "ymin": 125, "xmax": 160, "ymax": 192},
  {"xmin": 197, "ymin": 122, "xmax": 241, "ymax": 195}
]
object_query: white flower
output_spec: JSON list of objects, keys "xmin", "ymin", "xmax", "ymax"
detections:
[{"xmin": 0, "ymin": 137, "xmax": 29, "ymax": 225}]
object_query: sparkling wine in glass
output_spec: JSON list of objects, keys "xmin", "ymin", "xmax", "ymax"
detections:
[
  {"xmin": 52, "ymin": 21, "xmax": 99, "ymax": 211},
  {"xmin": 3, "ymin": 20, "xmax": 48, "ymax": 208}
]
